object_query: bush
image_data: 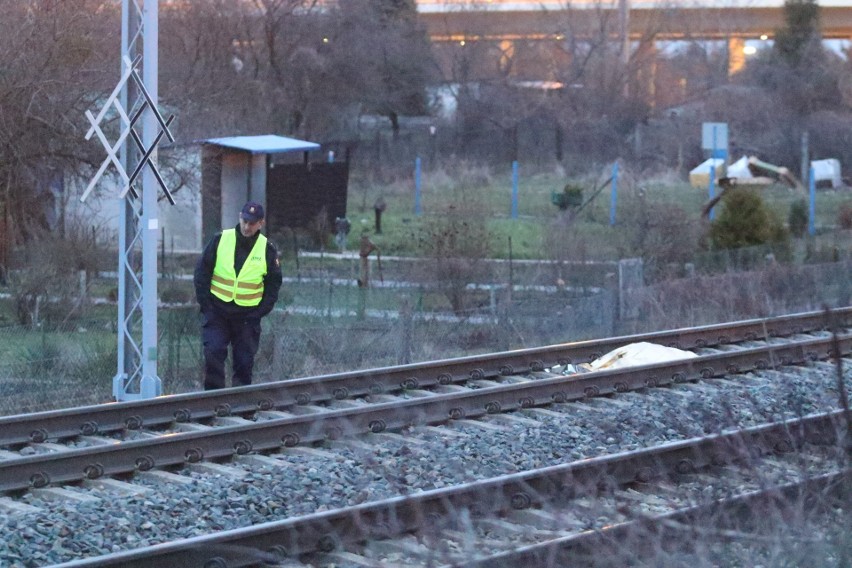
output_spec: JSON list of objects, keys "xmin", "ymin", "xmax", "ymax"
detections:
[
  {"xmin": 561, "ymin": 183, "xmax": 584, "ymax": 209},
  {"xmin": 7, "ymin": 223, "xmax": 110, "ymax": 326},
  {"xmin": 413, "ymin": 198, "xmax": 493, "ymax": 315},
  {"xmin": 788, "ymin": 199, "xmax": 809, "ymax": 237},
  {"xmin": 839, "ymin": 202, "xmax": 852, "ymax": 230},
  {"xmin": 18, "ymin": 335, "xmax": 66, "ymax": 378},
  {"xmin": 709, "ymin": 188, "xmax": 789, "ymax": 251},
  {"xmin": 628, "ymin": 200, "xmax": 701, "ymax": 280},
  {"xmin": 160, "ymin": 283, "xmax": 193, "ymax": 304}
]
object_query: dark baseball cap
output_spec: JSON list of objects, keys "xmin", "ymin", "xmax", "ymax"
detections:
[{"xmin": 240, "ymin": 201, "xmax": 265, "ymax": 223}]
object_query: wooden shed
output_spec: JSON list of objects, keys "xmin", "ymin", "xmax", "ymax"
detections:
[{"xmin": 200, "ymin": 134, "xmax": 349, "ymax": 243}]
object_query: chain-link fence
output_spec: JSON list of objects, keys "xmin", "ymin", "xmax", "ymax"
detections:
[
  {"xmin": 0, "ymin": 317, "xmax": 119, "ymax": 415},
  {"xmin": 1, "ymin": 250, "xmax": 849, "ymax": 416},
  {"xmin": 625, "ymin": 258, "xmax": 852, "ymax": 333}
]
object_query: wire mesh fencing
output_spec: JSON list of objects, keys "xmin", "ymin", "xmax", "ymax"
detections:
[
  {"xmin": 0, "ymin": 286, "xmax": 614, "ymax": 415},
  {"xmin": 0, "ymin": 254, "xmax": 849, "ymax": 416}
]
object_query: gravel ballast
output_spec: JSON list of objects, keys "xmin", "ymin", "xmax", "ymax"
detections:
[{"xmin": 0, "ymin": 356, "xmax": 849, "ymax": 567}]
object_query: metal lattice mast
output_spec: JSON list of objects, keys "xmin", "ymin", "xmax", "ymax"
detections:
[
  {"xmin": 85, "ymin": 0, "xmax": 174, "ymax": 401},
  {"xmin": 116, "ymin": 0, "xmax": 144, "ymax": 401},
  {"xmin": 139, "ymin": 0, "xmax": 161, "ymax": 399}
]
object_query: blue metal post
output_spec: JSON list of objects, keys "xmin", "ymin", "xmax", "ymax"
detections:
[
  {"xmin": 712, "ymin": 125, "xmax": 717, "ymax": 160},
  {"xmin": 809, "ymin": 166, "xmax": 816, "ymax": 236},
  {"xmin": 609, "ymin": 162, "xmax": 618, "ymax": 225},
  {"xmin": 708, "ymin": 164, "xmax": 716, "ymax": 221},
  {"xmin": 511, "ymin": 161, "xmax": 519, "ymax": 219},
  {"xmin": 414, "ymin": 157, "xmax": 422, "ymax": 216}
]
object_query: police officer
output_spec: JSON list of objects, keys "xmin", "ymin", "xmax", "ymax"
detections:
[{"xmin": 194, "ymin": 201, "xmax": 283, "ymax": 390}]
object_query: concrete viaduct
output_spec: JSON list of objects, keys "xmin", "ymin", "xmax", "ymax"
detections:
[{"xmin": 417, "ymin": 0, "xmax": 852, "ymax": 74}]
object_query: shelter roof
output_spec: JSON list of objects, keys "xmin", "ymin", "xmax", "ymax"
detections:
[{"xmin": 203, "ymin": 134, "xmax": 320, "ymax": 154}]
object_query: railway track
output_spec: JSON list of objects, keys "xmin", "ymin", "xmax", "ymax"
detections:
[
  {"xmin": 0, "ymin": 313, "xmax": 849, "ymax": 493},
  {"xmin": 2, "ymin": 308, "xmax": 849, "ymax": 450},
  {"xmin": 0, "ymin": 308, "xmax": 849, "ymax": 566},
  {"xmin": 51, "ymin": 410, "xmax": 851, "ymax": 567}
]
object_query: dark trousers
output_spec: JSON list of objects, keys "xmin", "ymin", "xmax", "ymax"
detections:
[{"xmin": 202, "ymin": 309, "xmax": 262, "ymax": 390}]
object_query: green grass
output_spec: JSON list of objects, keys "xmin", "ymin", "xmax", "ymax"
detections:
[
  {"xmin": 342, "ymin": 171, "xmax": 852, "ymax": 259},
  {"xmin": 0, "ymin": 170, "xmax": 848, "ymax": 413},
  {"xmin": 1, "ymin": 171, "xmax": 846, "ymax": 324}
]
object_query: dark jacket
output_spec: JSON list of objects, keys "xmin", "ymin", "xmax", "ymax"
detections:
[{"xmin": 194, "ymin": 225, "xmax": 283, "ymax": 319}]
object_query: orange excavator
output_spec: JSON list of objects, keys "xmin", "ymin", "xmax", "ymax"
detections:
[{"xmin": 702, "ymin": 156, "xmax": 803, "ymax": 218}]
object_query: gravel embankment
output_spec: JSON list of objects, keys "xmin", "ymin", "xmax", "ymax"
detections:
[{"xmin": 0, "ymin": 354, "xmax": 849, "ymax": 567}]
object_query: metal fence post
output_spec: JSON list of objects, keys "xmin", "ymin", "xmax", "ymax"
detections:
[
  {"xmin": 809, "ymin": 166, "xmax": 816, "ymax": 236},
  {"xmin": 398, "ymin": 295, "xmax": 412, "ymax": 364},
  {"xmin": 610, "ymin": 162, "xmax": 619, "ymax": 225},
  {"xmin": 708, "ymin": 163, "xmax": 717, "ymax": 221},
  {"xmin": 511, "ymin": 161, "xmax": 519, "ymax": 219},
  {"xmin": 414, "ymin": 157, "xmax": 422, "ymax": 216}
]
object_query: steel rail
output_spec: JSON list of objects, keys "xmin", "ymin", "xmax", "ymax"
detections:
[
  {"xmin": 1, "ymin": 334, "xmax": 849, "ymax": 494},
  {"xmin": 463, "ymin": 469, "xmax": 851, "ymax": 568},
  {"xmin": 1, "ymin": 308, "xmax": 848, "ymax": 448},
  {"xmin": 48, "ymin": 410, "xmax": 850, "ymax": 568}
]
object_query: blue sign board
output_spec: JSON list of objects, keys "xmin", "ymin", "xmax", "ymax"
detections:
[{"xmin": 702, "ymin": 122, "xmax": 728, "ymax": 160}]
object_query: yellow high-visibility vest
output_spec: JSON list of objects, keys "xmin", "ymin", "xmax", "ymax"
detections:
[{"xmin": 210, "ymin": 229, "xmax": 267, "ymax": 306}]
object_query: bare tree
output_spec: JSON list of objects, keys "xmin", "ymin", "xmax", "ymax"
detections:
[
  {"xmin": 325, "ymin": 0, "xmax": 438, "ymax": 137},
  {"xmin": 414, "ymin": 195, "xmax": 493, "ymax": 316},
  {"xmin": 160, "ymin": 0, "xmax": 436, "ymax": 142},
  {"xmin": 159, "ymin": 0, "xmax": 327, "ymax": 139},
  {"xmin": 0, "ymin": 0, "xmax": 115, "ymax": 273},
  {"xmin": 159, "ymin": 0, "xmax": 250, "ymax": 137}
]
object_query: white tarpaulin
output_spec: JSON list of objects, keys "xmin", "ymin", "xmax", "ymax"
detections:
[
  {"xmin": 726, "ymin": 156, "xmax": 753, "ymax": 179},
  {"xmin": 586, "ymin": 342, "xmax": 697, "ymax": 371}
]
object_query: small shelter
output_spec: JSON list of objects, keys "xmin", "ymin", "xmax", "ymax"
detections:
[{"xmin": 200, "ymin": 134, "xmax": 349, "ymax": 243}]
